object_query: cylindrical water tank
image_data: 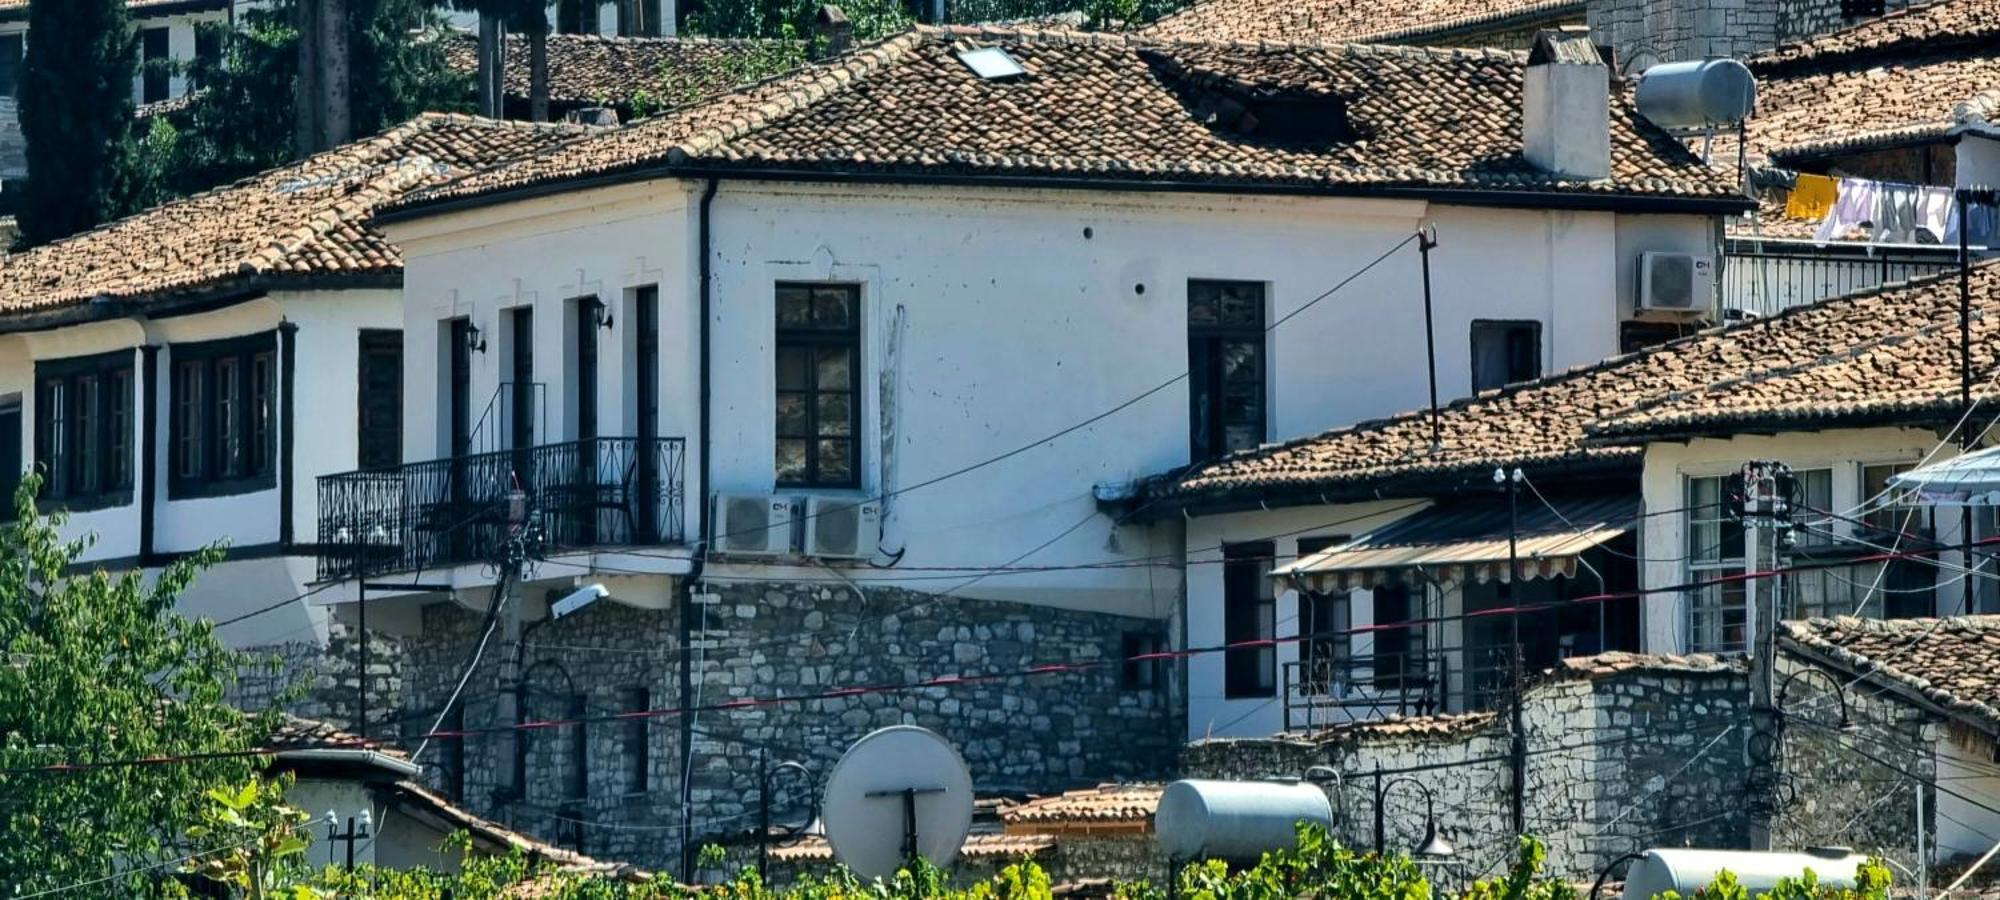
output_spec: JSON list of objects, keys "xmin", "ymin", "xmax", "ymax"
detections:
[
  {"xmin": 1154, "ymin": 779, "xmax": 1334, "ymax": 861},
  {"xmin": 1635, "ymin": 59, "xmax": 1758, "ymax": 130},
  {"xmin": 1622, "ymin": 849, "xmax": 1869, "ymax": 900}
]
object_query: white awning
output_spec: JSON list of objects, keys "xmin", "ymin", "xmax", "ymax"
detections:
[
  {"xmin": 1889, "ymin": 447, "xmax": 2000, "ymax": 505},
  {"xmin": 1272, "ymin": 494, "xmax": 1634, "ymax": 593}
]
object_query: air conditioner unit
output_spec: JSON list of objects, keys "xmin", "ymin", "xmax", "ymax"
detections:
[
  {"xmin": 802, "ymin": 496, "xmax": 882, "ymax": 560},
  {"xmin": 1638, "ymin": 252, "xmax": 1716, "ymax": 313},
  {"xmin": 710, "ymin": 494, "xmax": 796, "ymax": 557}
]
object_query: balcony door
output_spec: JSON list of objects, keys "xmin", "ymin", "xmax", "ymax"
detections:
[
  {"xmin": 571, "ymin": 297, "xmax": 602, "ymax": 545},
  {"xmin": 0, "ymin": 400, "xmax": 18, "ymax": 520},
  {"xmin": 634, "ymin": 288, "xmax": 660, "ymax": 542}
]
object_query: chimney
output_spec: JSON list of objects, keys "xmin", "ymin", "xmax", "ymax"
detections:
[
  {"xmin": 1523, "ymin": 27, "xmax": 1612, "ymax": 181},
  {"xmin": 813, "ymin": 5, "xmax": 853, "ymax": 59}
]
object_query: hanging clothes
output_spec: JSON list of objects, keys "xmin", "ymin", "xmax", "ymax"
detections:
[
  {"xmin": 1915, "ymin": 186, "xmax": 1955, "ymax": 244},
  {"xmin": 1967, "ymin": 200, "xmax": 2000, "ymax": 249},
  {"xmin": 1786, "ymin": 173, "xmax": 1839, "ymax": 221},
  {"xmin": 1815, "ymin": 178, "xmax": 1879, "ymax": 243},
  {"xmin": 1873, "ymin": 182, "xmax": 1920, "ymax": 243}
]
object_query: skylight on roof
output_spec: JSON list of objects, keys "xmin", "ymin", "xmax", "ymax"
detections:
[{"xmin": 958, "ymin": 46, "xmax": 1027, "ymax": 81}]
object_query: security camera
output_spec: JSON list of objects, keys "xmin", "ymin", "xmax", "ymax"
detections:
[{"xmin": 551, "ymin": 583, "xmax": 608, "ymax": 620}]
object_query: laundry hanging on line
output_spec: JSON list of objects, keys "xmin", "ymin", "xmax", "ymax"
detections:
[{"xmin": 1801, "ymin": 175, "xmax": 1999, "ymax": 247}]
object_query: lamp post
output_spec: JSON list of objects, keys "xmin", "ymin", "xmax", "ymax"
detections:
[
  {"xmin": 1372, "ymin": 774, "xmax": 1454, "ymax": 859},
  {"xmin": 1777, "ymin": 667, "xmax": 1855, "ymax": 732},
  {"xmin": 757, "ymin": 750, "xmax": 814, "ymax": 881},
  {"xmin": 326, "ymin": 808, "xmax": 373, "ymax": 872}
]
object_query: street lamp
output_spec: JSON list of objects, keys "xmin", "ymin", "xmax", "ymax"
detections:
[
  {"xmin": 1778, "ymin": 667, "xmax": 1856, "ymax": 731},
  {"xmin": 1373, "ymin": 775, "xmax": 1454, "ymax": 859},
  {"xmin": 758, "ymin": 751, "xmax": 814, "ymax": 881}
]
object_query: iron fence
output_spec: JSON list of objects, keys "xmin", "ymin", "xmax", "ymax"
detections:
[
  {"xmin": 1723, "ymin": 239, "xmax": 1968, "ymax": 318},
  {"xmin": 316, "ymin": 437, "xmax": 686, "ymax": 580},
  {"xmin": 1282, "ymin": 643, "xmax": 1516, "ymax": 733}
]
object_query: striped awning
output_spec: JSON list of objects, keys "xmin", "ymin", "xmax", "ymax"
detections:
[{"xmin": 1272, "ymin": 494, "xmax": 1635, "ymax": 593}]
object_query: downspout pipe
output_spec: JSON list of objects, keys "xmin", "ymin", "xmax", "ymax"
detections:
[{"xmin": 679, "ymin": 177, "xmax": 719, "ymax": 883}]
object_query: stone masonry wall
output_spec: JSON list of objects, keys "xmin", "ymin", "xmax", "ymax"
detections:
[
  {"xmin": 386, "ymin": 579, "xmax": 1181, "ymax": 871},
  {"xmin": 1773, "ymin": 655, "xmax": 1936, "ymax": 875},
  {"xmin": 1182, "ymin": 660, "xmax": 1750, "ymax": 886},
  {"xmin": 232, "ymin": 622, "xmax": 407, "ymax": 736},
  {"xmin": 1585, "ymin": 0, "xmax": 1917, "ymax": 73}
]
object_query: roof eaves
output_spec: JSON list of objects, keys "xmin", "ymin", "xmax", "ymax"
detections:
[{"xmin": 1346, "ymin": 0, "xmax": 1587, "ymax": 45}]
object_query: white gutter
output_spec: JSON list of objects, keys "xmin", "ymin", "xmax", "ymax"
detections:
[{"xmin": 276, "ymin": 748, "xmax": 422, "ymax": 779}]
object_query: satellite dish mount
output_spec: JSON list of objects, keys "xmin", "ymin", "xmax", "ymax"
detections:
[{"xmin": 869, "ymin": 785, "xmax": 949, "ymax": 864}]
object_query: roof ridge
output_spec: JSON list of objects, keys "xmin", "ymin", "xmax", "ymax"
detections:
[
  {"xmin": 1750, "ymin": 0, "xmax": 1998, "ymax": 72},
  {"xmin": 937, "ymin": 21, "xmax": 1532, "ymax": 60},
  {"xmin": 462, "ymin": 29, "xmax": 801, "ymax": 49}
]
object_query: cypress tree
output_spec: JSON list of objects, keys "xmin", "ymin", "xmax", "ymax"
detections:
[{"xmin": 16, "ymin": 0, "xmax": 137, "ymax": 248}]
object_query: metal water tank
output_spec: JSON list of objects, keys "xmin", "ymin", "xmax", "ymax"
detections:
[
  {"xmin": 1622, "ymin": 848, "xmax": 1870, "ymax": 900},
  {"xmin": 1635, "ymin": 59, "xmax": 1758, "ymax": 130},
  {"xmin": 1154, "ymin": 779, "xmax": 1334, "ymax": 861}
]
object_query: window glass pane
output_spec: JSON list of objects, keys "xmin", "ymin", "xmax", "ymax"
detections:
[
  {"xmin": 1187, "ymin": 286, "xmax": 1219, "ymax": 327},
  {"xmin": 108, "ymin": 369, "xmax": 131, "ymax": 490},
  {"xmin": 816, "ymin": 439, "xmax": 852, "ymax": 484},
  {"xmin": 812, "ymin": 287, "xmax": 853, "ymax": 329},
  {"xmin": 776, "ymin": 287, "xmax": 812, "ymax": 328},
  {"xmin": 815, "ymin": 346, "xmax": 850, "ymax": 391},
  {"xmin": 216, "ymin": 357, "xmax": 242, "ymax": 477},
  {"xmin": 775, "ymin": 439, "xmax": 808, "ymax": 483},
  {"xmin": 816, "ymin": 394, "xmax": 851, "ymax": 436},
  {"xmin": 1217, "ymin": 283, "xmax": 1262, "ymax": 328},
  {"xmin": 250, "ymin": 351, "xmax": 273, "ymax": 475},
  {"xmin": 175, "ymin": 362, "xmax": 203, "ymax": 479},
  {"xmin": 775, "ymin": 392, "xmax": 809, "ymax": 437},
  {"xmin": 775, "ymin": 347, "xmax": 809, "ymax": 391},
  {"xmin": 1862, "ymin": 463, "xmax": 1922, "ymax": 534},
  {"xmin": 1793, "ymin": 469, "xmax": 1834, "ymax": 548},
  {"xmin": 74, "ymin": 375, "xmax": 100, "ymax": 493}
]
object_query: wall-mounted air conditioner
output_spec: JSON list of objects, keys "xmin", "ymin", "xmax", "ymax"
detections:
[
  {"xmin": 710, "ymin": 494, "xmax": 796, "ymax": 557},
  {"xmin": 1638, "ymin": 252, "xmax": 1716, "ymax": 314},
  {"xmin": 802, "ymin": 496, "xmax": 881, "ymax": 560}
]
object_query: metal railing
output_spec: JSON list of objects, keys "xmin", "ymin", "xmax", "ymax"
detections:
[
  {"xmin": 1281, "ymin": 643, "xmax": 1515, "ymax": 733},
  {"xmin": 316, "ymin": 437, "xmax": 686, "ymax": 580},
  {"xmin": 1723, "ymin": 238, "xmax": 1971, "ymax": 318}
]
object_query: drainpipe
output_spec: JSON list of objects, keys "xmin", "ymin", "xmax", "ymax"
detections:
[{"xmin": 679, "ymin": 177, "xmax": 719, "ymax": 883}]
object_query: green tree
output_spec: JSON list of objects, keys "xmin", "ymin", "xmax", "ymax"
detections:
[
  {"xmin": 183, "ymin": 775, "xmax": 315, "ymax": 900},
  {"xmin": 0, "ymin": 475, "xmax": 265, "ymax": 896},
  {"xmin": 15, "ymin": 0, "xmax": 139, "ymax": 247},
  {"xmin": 685, "ymin": 0, "xmax": 910, "ymax": 48}
]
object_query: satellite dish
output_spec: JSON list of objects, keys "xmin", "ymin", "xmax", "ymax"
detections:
[{"xmin": 820, "ymin": 725, "xmax": 975, "ymax": 881}]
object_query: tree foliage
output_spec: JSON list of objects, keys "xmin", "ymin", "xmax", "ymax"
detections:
[
  {"xmin": 15, "ymin": 0, "xmax": 140, "ymax": 247},
  {"xmin": 684, "ymin": 0, "xmax": 910, "ymax": 48},
  {"xmin": 0, "ymin": 476, "xmax": 263, "ymax": 897}
]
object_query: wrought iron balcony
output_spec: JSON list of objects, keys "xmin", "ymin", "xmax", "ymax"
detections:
[
  {"xmin": 1281, "ymin": 644, "xmax": 1515, "ymax": 733},
  {"xmin": 1723, "ymin": 237, "xmax": 1969, "ymax": 319},
  {"xmin": 317, "ymin": 437, "xmax": 686, "ymax": 581}
]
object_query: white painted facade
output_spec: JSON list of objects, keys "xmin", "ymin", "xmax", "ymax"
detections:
[
  {"xmin": 1638, "ymin": 427, "xmax": 1974, "ymax": 655},
  {"xmin": 0, "ymin": 287, "xmax": 401, "ymax": 648}
]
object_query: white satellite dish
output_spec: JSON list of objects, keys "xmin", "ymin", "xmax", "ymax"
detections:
[{"xmin": 820, "ymin": 725, "xmax": 975, "ymax": 881}]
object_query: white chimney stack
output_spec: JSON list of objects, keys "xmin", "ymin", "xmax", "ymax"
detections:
[{"xmin": 1524, "ymin": 27, "xmax": 1611, "ymax": 181}]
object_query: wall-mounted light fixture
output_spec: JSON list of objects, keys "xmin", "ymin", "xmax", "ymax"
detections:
[
  {"xmin": 465, "ymin": 320, "xmax": 487, "ymax": 355},
  {"xmin": 593, "ymin": 299, "xmax": 615, "ymax": 330}
]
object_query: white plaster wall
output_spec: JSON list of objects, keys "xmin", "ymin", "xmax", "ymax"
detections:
[
  {"xmin": 1958, "ymin": 136, "xmax": 2000, "ymax": 195},
  {"xmin": 1182, "ymin": 499, "xmax": 1431, "ymax": 738},
  {"xmin": 278, "ymin": 288, "xmax": 405, "ymax": 544},
  {"xmin": 1638, "ymin": 427, "xmax": 1960, "ymax": 654},
  {"xmin": 150, "ymin": 299, "xmax": 289, "ymax": 554},
  {"xmin": 1937, "ymin": 734, "xmax": 2000, "ymax": 858},
  {"xmin": 130, "ymin": 10, "xmax": 229, "ymax": 104},
  {"xmin": 8, "ymin": 319, "xmax": 149, "ymax": 560},
  {"xmin": 388, "ymin": 179, "xmax": 1708, "ymax": 620},
  {"xmin": 1616, "ymin": 212, "xmax": 1722, "ymax": 317},
  {"xmin": 286, "ymin": 778, "xmax": 387, "ymax": 871}
]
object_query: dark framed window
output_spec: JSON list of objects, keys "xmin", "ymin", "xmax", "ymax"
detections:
[
  {"xmin": 448, "ymin": 318, "xmax": 473, "ymax": 458},
  {"xmin": 574, "ymin": 297, "xmax": 600, "ymax": 443},
  {"xmin": 140, "ymin": 27, "xmax": 169, "ymax": 104},
  {"xmin": 775, "ymin": 283, "xmax": 860, "ymax": 488},
  {"xmin": 621, "ymin": 687, "xmax": 650, "ymax": 793},
  {"xmin": 0, "ymin": 34, "xmax": 23, "ymax": 99},
  {"xmin": 0, "ymin": 400, "xmax": 20, "ymax": 520},
  {"xmin": 1841, "ymin": 0, "xmax": 1884, "ymax": 17},
  {"xmin": 508, "ymin": 307, "xmax": 535, "ymax": 450},
  {"xmin": 558, "ymin": 0, "xmax": 601, "ymax": 33},
  {"xmin": 635, "ymin": 288, "xmax": 659, "ymax": 443},
  {"xmin": 567, "ymin": 693, "xmax": 589, "ymax": 801},
  {"xmin": 1121, "ymin": 632, "xmax": 1165, "ymax": 691},
  {"xmin": 1470, "ymin": 319, "xmax": 1541, "ymax": 393},
  {"xmin": 440, "ymin": 703, "xmax": 466, "ymax": 801},
  {"xmin": 34, "ymin": 351, "xmax": 135, "ymax": 509},
  {"xmin": 193, "ymin": 24, "xmax": 223, "ymax": 71},
  {"xmin": 357, "ymin": 330, "xmax": 403, "ymax": 470},
  {"xmin": 169, "ymin": 333, "xmax": 277, "ymax": 498},
  {"xmin": 1188, "ymin": 280, "xmax": 1266, "ymax": 462},
  {"xmin": 1370, "ymin": 581, "xmax": 1418, "ymax": 690},
  {"xmin": 1223, "ymin": 542, "xmax": 1276, "ymax": 699},
  {"xmin": 1296, "ymin": 535, "xmax": 1350, "ymax": 687}
]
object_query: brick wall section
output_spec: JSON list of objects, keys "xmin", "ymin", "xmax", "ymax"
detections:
[
  {"xmin": 1181, "ymin": 657, "xmax": 1749, "ymax": 885},
  {"xmin": 1585, "ymin": 0, "xmax": 1918, "ymax": 72},
  {"xmin": 373, "ymin": 580, "xmax": 1180, "ymax": 870}
]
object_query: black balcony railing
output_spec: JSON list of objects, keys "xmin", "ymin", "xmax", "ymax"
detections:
[
  {"xmin": 1723, "ymin": 239, "xmax": 1970, "ymax": 318},
  {"xmin": 1281, "ymin": 644, "xmax": 1515, "ymax": 732},
  {"xmin": 316, "ymin": 437, "xmax": 686, "ymax": 580}
]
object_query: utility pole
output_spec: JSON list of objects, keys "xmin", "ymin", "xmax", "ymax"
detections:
[
  {"xmin": 495, "ymin": 489, "xmax": 531, "ymax": 821},
  {"xmin": 1498, "ymin": 465, "xmax": 1525, "ymax": 836},
  {"xmin": 478, "ymin": 14, "xmax": 506, "ymax": 119},
  {"xmin": 1739, "ymin": 460, "xmax": 1795, "ymax": 850},
  {"xmin": 1419, "ymin": 226, "xmax": 1442, "ymax": 451}
]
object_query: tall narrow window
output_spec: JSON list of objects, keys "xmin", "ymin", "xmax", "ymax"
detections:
[
  {"xmin": 35, "ymin": 351, "xmax": 135, "ymax": 509},
  {"xmin": 1188, "ymin": 280, "xmax": 1266, "ymax": 462},
  {"xmin": 558, "ymin": 0, "xmax": 602, "ymax": 33},
  {"xmin": 441, "ymin": 704, "xmax": 466, "ymax": 801},
  {"xmin": 568, "ymin": 694, "xmax": 590, "ymax": 801},
  {"xmin": 0, "ymin": 34, "xmax": 24, "ymax": 99},
  {"xmin": 193, "ymin": 24, "xmax": 222, "ymax": 72},
  {"xmin": 169, "ymin": 333, "xmax": 279, "ymax": 498},
  {"xmin": 775, "ymin": 283, "xmax": 860, "ymax": 488},
  {"xmin": 1686, "ymin": 474, "xmax": 1748, "ymax": 653},
  {"xmin": 635, "ymin": 288, "xmax": 659, "ymax": 444},
  {"xmin": 509, "ymin": 308, "xmax": 535, "ymax": 450},
  {"xmin": 357, "ymin": 331, "xmax": 403, "ymax": 470},
  {"xmin": 1222, "ymin": 542, "xmax": 1276, "ymax": 699},
  {"xmin": 574, "ymin": 298, "xmax": 600, "ymax": 444},
  {"xmin": 621, "ymin": 687, "xmax": 650, "ymax": 793},
  {"xmin": 448, "ymin": 319, "xmax": 473, "ymax": 458},
  {"xmin": 1370, "ymin": 581, "xmax": 1416, "ymax": 690},
  {"xmin": 140, "ymin": 27, "xmax": 169, "ymax": 104},
  {"xmin": 1470, "ymin": 320, "xmax": 1541, "ymax": 393},
  {"xmin": 0, "ymin": 401, "xmax": 21, "ymax": 521},
  {"xmin": 1295, "ymin": 535, "xmax": 1349, "ymax": 692}
]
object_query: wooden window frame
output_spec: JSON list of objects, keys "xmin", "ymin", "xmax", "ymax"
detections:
[
  {"xmin": 169, "ymin": 333, "xmax": 278, "ymax": 499},
  {"xmin": 1222, "ymin": 541, "xmax": 1277, "ymax": 699},
  {"xmin": 356, "ymin": 330, "xmax": 403, "ymax": 471},
  {"xmin": 621, "ymin": 686, "xmax": 650, "ymax": 794},
  {"xmin": 1469, "ymin": 319, "xmax": 1542, "ymax": 394},
  {"xmin": 774, "ymin": 282, "xmax": 861, "ymax": 489},
  {"xmin": 34, "ymin": 351, "xmax": 135, "ymax": 511},
  {"xmin": 140, "ymin": 26, "xmax": 170, "ymax": 105},
  {"xmin": 1187, "ymin": 280, "xmax": 1267, "ymax": 463}
]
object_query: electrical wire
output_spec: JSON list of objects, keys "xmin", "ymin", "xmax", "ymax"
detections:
[
  {"xmin": 11, "ymin": 814, "xmax": 331, "ymax": 899},
  {"xmin": 412, "ymin": 562, "xmax": 511, "ymax": 763}
]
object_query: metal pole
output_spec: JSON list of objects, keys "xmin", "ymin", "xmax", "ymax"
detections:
[
  {"xmin": 1919, "ymin": 777, "xmax": 1929, "ymax": 899},
  {"xmin": 1372, "ymin": 766, "xmax": 1384, "ymax": 853},
  {"xmin": 497, "ymin": 492, "xmax": 527, "ymax": 823},
  {"xmin": 758, "ymin": 749, "xmax": 771, "ymax": 882},
  {"xmin": 1418, "ymin": 227, "xmax": 1442, "ymax": 451},
  {"xmin": 356, "ymin": 579, "xmax": 368, "ymax": 739},
  {"xmin": 1960, "ymin": 188, "xmax": 1977, "ymax": 615},
  {"xmin": 1505, "ymin": 467, "xmax": 1525, "ymax": 836},
  {"xmin": 345, "ymin": 816, "xmax": 356, "ymax": 872}
]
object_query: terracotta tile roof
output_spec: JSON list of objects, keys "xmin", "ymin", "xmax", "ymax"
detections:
[
  {"xmin": 379, "ymin": 780, "xmax": 642, "ymax": 876},
  {"xmin": 264, "ymin": 714, "xmax": 399, "ymax": 757},
  {"xmin": 1753, "ymin": 0, "xmax": 2000, "ymax": 74},
  {"xmin": 769, "ymin": 832, "xmax": 1056, "ymax": 862},
  {"xmin": 1546, "ymin": 650, "xmax": 1745, "ymax": 681},
  {"xmin": 441, "ymin": 32, "xmax": 802, "ymax": 109},
  {"xmin": 1732, "ymin": 50, "xmax": 2000, "ymax": 163},
  {"xmin": 1000, "ymin": 784, "xmax": 1162, "ymax": 828},
  {"xmin": 1308, "ymin": 711, "xmax": 1500, "ymax": 743},
  {"xmin": 1781, "ymin": 615, "xmax": 2000, "ymax": 731},
  {"xmin": 1143, "ymin": 263, "xmax": 2000, "ymax": 512},
  {"xmin": 1591, "ymin": 263, "xmax": 2000, "ymax": 440},
  {"xmin": 0, "ymin": 113, "xmax": 586, "ymax": 324},
  {"xmin": 395, "ymin": 26, "xmax": 1745, "ymax": 214},
  {"xmin": 1143, "ymin": 0, "xmax": 1583, "ymax": 47}
]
